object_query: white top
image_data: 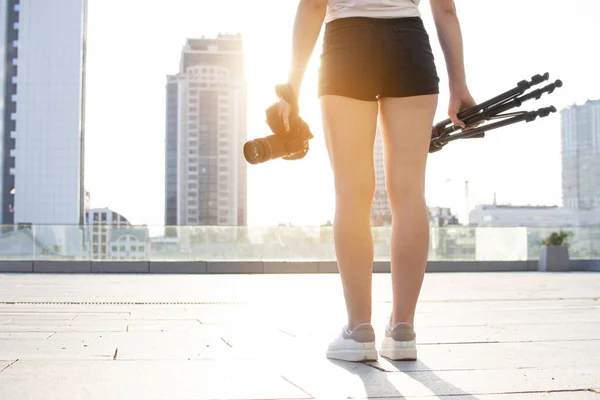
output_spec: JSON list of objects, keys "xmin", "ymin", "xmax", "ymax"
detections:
[{"xmin": 325, "ymin": 0, "xmax": 421, "ymax": 23}]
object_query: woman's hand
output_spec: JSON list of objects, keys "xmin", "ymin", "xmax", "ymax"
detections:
[
  {"xmin": 277, "ymin": 96, "xmax": 294, "ymax": 133},
  {"xmin": 448, "ymin": 87, "xmax": 479, "ymax": 130}
]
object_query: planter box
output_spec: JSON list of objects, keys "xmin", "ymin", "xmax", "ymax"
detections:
[{"xmin": 538, "ymin": 246, "xmax": 570, "ymax": 272}]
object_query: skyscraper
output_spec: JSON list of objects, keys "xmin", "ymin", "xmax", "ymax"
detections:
[
  {"xmin": 165, "ymin": 35, "xmax": 247, "ymax": 226},
  {"xmin": 561, "ymin": 99, "xmax": 600, "ymax": 211},
  {"xmin": 371, "ymin": 127, "xmax": 391, "ymax": 226},
  {"xmin": 0, "ymin": 0, "xmax": 88, "ymax": 226}
]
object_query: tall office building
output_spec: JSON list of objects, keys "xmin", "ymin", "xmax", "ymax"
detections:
[
  {"xmin": 561, "ymin": 99, "xmax": 600, "ymax": 211},
  {"xmin": 165, "ymin": 35, "xmax": 247, "ymax": 226},
  {"xmin": 0, "ymin": 0, "xmax": 88, "ymax": 226}
]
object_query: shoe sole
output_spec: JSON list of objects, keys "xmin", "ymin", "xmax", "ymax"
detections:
[
  {"xmin": 326, "ymin": 348, "xmax": 378, "ymax": 362},
  {"xmin": 379, "ymin": 346, "xmax": 417, "ymax": 361}
]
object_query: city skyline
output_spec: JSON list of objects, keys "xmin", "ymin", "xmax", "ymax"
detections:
[{"xmin": 81, "ymin": 0, "xmax": 599, "ymax": 227}]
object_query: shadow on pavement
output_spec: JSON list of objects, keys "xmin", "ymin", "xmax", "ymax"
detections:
[{"xmin": 330, "ymin": 358, "xmax": 481, "ymax": 399}]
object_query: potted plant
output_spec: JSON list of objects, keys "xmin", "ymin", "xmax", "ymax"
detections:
[{"xmin": 538, "ymin": 230, "xmax": 573, "ymax": 272}]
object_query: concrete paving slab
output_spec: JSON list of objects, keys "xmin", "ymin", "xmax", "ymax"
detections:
[
  {"xmin": 0, "ymin": 319, "xmax": 127, "ymax": 333},
  {"xmin": 369, "ymin": 340, "xmax": 600, "ymax": 372},
  {"xmin": 0, "ymin": 312, "xmax": 78, "ymax": 321},
  {"xmin": 0, "ymin": 340, "xmax": 117, "ymax": 361},
  {"xmin": 280, "ymin": 362, "xmax": 599, "ymax": 399},
  {"xmin": 0, "ymin": 332, "xmax": 51, "ymax": 340},
  {"xmin": 0, "ymin": 360, "xmax": 311, "ymax": 400},
  {"xmin": 377, "ymin": 393, "xmax": 600, "ymax": 400},
  {"xmin": 125, "ymin": 320, "xmax": 203, "ymax": 332}
]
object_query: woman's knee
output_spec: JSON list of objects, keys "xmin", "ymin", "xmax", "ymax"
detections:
[
  {"xmin": 335, "ymin": 177, "xmax": 375, "ymax": 205},
  {"xmin": 386, "ymin": 176, "xmax": 425, "ymax": 203}
]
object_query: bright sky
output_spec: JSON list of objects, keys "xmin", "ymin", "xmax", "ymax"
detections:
[{"xmin": 84, "ymin": 0, "xmax": 600, "ymax": 228}]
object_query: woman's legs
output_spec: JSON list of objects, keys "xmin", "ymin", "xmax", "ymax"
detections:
[
  {"xmin": 320, "ymin": 95, "xmax": 379, "ymax": 332},
  {"xmin": 378, "ymin": 94, "xmax": 438, "ymax": 328}
]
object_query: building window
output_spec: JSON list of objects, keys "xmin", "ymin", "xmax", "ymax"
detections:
[
  {"xmin": 14, "ymin": 4, "xmax": 20, "ymax": 11},
  {"xmin": 13, "ymin": 22, "xmax": 19, "ymax": 30},
  {"xmin": 12, "ymin": 40, "xmax": 18, "ymax": 48}
]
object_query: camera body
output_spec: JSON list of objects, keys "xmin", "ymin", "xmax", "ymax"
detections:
[{"xmin": 243, "ymin": 84, "xmax": 314, "ymax": 165}]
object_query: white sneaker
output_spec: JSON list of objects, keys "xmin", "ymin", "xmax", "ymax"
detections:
[
  {"xmin": 379, "ymin": 322, "xmax": 417, "ymax": 361},
  {"xmin": 326, "ymin": 323, "xmax": 378, "ymax": 362}
]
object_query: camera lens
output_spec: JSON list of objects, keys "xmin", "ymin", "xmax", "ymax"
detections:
[{"xmin": 243, "ymin": 138, "xmax": 270, "ymax": 164}]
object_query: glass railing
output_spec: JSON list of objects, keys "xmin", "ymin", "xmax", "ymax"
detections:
[{"xmin": 0, "ymin": 224, "xmax": 597, "ymax": 262}]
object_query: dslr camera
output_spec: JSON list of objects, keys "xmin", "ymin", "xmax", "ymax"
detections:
[{"xmin": 243, "ymin": 84, "xmax": 314, "ymax": 165}]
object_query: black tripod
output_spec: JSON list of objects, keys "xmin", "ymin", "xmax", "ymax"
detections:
[{"xmin": 429, "ymin": 73, "xmax": 563, "ymax": 153}]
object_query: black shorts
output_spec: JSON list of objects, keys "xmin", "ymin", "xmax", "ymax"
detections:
[{"xmin": 318, "ymin": 16, "xmax": 440, "ymax": 101}]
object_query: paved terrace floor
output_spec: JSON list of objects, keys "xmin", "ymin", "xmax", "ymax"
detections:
[{"xmin": 0, "ymin": 272, "xmax": 599, "ymax": 399}]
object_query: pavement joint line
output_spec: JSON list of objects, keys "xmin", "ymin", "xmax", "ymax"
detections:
[
  {"xmin": 45, "ymin": 332, "xmax": 56, "ymax": 340},
  {"xmin": 0, "ymin": 359, "xmax": 18, "ymax": 374},
  {"xmin": 113, "ymin": 348, "xmax": 118, "ymax": 360},
  {"xmin": 280, "ymin": 375, "xmax": 314, "ymax": 399},
  {"xmin": 278, "ymin": 329, "xmax": 296, "ymax": 337},
  {"xmin": 221, "ymin": 337, "xmax": 232, "ymax": 347}
]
